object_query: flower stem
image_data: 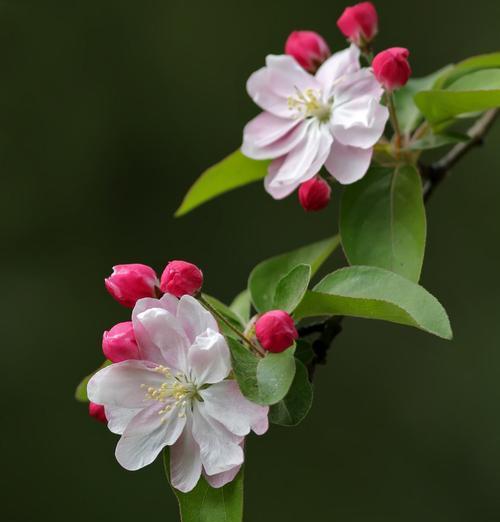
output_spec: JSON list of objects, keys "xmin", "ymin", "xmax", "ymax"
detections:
[
  {"xmin": 198, "ymin": 296, "xmax": 265, "ymax": 357},
  {"xmin": 386, "ymin": 92, "xmax": 403, "ymax": 151}
]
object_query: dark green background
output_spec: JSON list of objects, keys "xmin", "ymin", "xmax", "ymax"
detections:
[{"xmin": 2, "ymin": 0, "xmax": 500, "ymax": 520}]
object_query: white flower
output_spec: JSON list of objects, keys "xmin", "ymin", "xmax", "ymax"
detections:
[
  {"xmin": 242, "ymin": 44, "xmax": 389, "ymax": 199},
  {"xmin": 88, "ymin": 294, "xmax": 269, "ymax": 492}
]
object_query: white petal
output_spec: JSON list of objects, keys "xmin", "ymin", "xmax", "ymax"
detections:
[
  {"xmin": 316, "ymin": 44, "xmax": 360, "ymax": 95},
  {"xmin": 105, "ymin": 405, "xmax": 141, "ymax": 435},
  {"xmin": 87, "ymin": 360, "xmax": 166, "ymax": 409},
  {"xmin": 200, "ymin": 380, "xmax": 269, "ymax": 437},
  {"xmin": 176, "ymin": 295, "xmax": 218, "ymax": 344},
  {"xmin": 324, "ymin": 141, "xmax": 373, "ymax": 184},
  {"xmin": 115, "ymin": 403, "xmax": 186, "ymax": 471},
  {"xmin": 332, "ymin": 98, "xmax": 388, "ymax": 148},
  {"xmin": 191, "ymin": 402, "xmax": 244, "ymax": 476},
  {"xmin": 187, "ymin": 329, "xmax": 231, "ymax": 385},
  {"xmin": 333, "ymin": 68, "xmax": 383, "ymax": 105},
  {"xmin": 204, "ymin": 464, "xmax": 241, "ymax": 489},
  {"xmin": 170, "ymin": 412, "xmax": 202, "ymax": 493},
  {"xmin": 135, "ymin": 307, "xmax": 190, "ymax": 372},
  {"xmin": 132, "ymin": 294, "xmax": 179, "ymax": 364}
]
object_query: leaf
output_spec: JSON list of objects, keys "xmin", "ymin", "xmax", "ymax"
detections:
[
  {"xmin": 407, "ymin": 131, "xmax": 469, "ymax": 151},
  {"xmin": 248, "ymin": 236, "xmax": 340, "ymax": 313},
  {"xmin": 201, "ymin": 294, "xmax": 245, "ymax": 336},
  {"xmin": 447, "ymin": 69, "xmax": 500, "ymax": 91},
  {"xmin": 227, "ymin": 337, "xmax": 296, "ymax": 405},
  {"xmin": 340, "ymin": 165, "xmax": 426, "ymax": 282},
  {"xmin": 294, "ymin": 266, "xmax": 452, "ymax": 340},
  {"xmin": 75, "ymin": 360, "xmax": 111, "ymax": 402},
  {"xmin": 294, "ymin": 339, "xmax": 315, "ymax": 366},
  {"xmin": 163, "ymin": 449, "xmax": 244, "ymax": 522},
  {"xmin": 269, "ymin": 359, "xmax": 313, "ymax": 427},
  {"xmin": 434, "ymin": 52, "xmax": 500, "ymax": 89},
  {"xmin": 394, "ymin": 66, "xmax": 452, "ymax": 134},
  {"xmin": 175, "ymin": 150, "xmax": 269, "ymax": 217},
  {"xmin": 230, "ymin": 289, "xmax": 252, "ymax": 324},
  {"xmin": 273, "ymin": 264, "xmax": 311, "ymax": 313}
]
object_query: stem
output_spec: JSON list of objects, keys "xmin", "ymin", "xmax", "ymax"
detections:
[
  {"xmin": 198, "ymin": 296, "xmax": 265, "ymax": 357},
  {"xmin": 386, "ymin": 92, "xmax": 403, "ymax": 150}
]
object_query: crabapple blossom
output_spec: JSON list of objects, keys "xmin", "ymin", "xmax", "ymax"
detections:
[
  {"xmin": 160, "ymin": 260, "xmax": 203, "ymax": 298},
  {"xmin": 285, "ymin": 31, "xmax": 331, "ymax": 73},
  {"xmin": 242, "ymin": 44, "xmax": 389, "ymax": 199},
  {"xmin": 105, "ymin": 264, "xmax": 159, "ymax": 308},
  {"xmin": 337, "ymin": 2, "xmax": 378, "ymax": 47},
  {"xmin": 255, "ymin": 310, "xmax": 298, "ymax": 352},
  {"xmin": 298, "ymin": 176, "xmax": 331, "ymax": 211},
  {"xmin": 88, "ymin": 294, "xmax": 268, "ymax": 492},
  {"xmin": 102, "ymin": 321, "xmax": 140, "ymax": 363},
  {"xmin": 89, "ymin": 402, "xmax": 107, "ymax": 423},
  {"xmin": 373, "ymin": 48, "xmax": 411, "ymax": 91}
]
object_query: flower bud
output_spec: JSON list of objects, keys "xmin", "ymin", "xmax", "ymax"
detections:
[
  {"xmin": 284, "ymin": 31, "xmax": 331, "ymax": 73},
  {"xmin": 89, "ymin": 402, "xmax": 107, "ymax": 423},
  {"xmin": 298, "ymin": 177, "xmax": 331, "ymax": 212},
  {"xmin": 372, "ymin": 47, "xmax": 412, "ymax": 91},
  {"xmin": 337, "ymin": 2, "xmax": 378, "ymax": 47},
  {"xmin": 160, "ymin": 260, "xmax": 203, "ymax": 298},
  {"xmin": 102, "ymin": 321, "xmax": 140, "ymax": 363},
  {"xmin": 255, "ymin": 310, "xmax": 298, "ymax": 353},
  {"xmin": 105, "ymin": 264, "xmax": 159, "ymax": 308}
]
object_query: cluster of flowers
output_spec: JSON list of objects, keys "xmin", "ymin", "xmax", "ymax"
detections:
[
  {"xmin": 242, "ymin": 1, "xmax": 411, "ymax": 211},
  {"xmin": 87, "ymin": 262, "xmax": 299, "ymax": 492}
]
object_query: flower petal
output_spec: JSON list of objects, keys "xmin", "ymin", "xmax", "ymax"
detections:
[
  {"xmin": 105, "ymin": 405, "xmax": 141, "ymax": 435},
  {"xmin": 316, "ymin": 44, "xmax": 360, "ymax": 95},
  {"xmin": 115, "ymin": 403, "xmax": 186, "ymax": 471},
  {"xmin": 200, "ymin": 380, "xmax": 269, "ymax": 437},
  {"xmin": 176, "ymin": 295, "xmax": 218, "ymax": 344},
  {"xmin": 188, "ymin": 329, "xmax": 231, "ymax": 385},
  {"xmin": 324, "ymin": 140, "xmax": 373, "ymax": 184},
  {"xmin": 87, "ymin": 360, "xmax": 165, "ymax": 409},
  {"xmin": 192, "ymin": 402, "xmax": 244, "ymax": 476},
  {"xmin": 204, "ymin": 463, "xmax": 242, "ymax": 489},
  {"xmin": 170, "ymin": 412, "xmax": 203, "ymax": 493}
]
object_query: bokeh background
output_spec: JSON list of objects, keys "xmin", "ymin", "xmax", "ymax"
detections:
[{"xmin": 2, "ymin": 0, "xmax": 500, "ymax": 520}]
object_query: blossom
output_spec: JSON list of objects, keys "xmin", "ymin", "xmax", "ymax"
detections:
[
  {"xmin": 284, "ymin": 31, "xmax": 331, "ymax": 73},
  {"xmin": 373, "ymin": 47, "xmax": 411, "ymax": 91},
  {"xmin": 88, "ymin": 294, "xmax": 268, "ymax": 492},
  {"xmin": 255, "ymin": 310, "xmax": 298, "ymax": 352},
  {"xmin": 242, "ymin": 44, "xmax": 389, "ymax": 199},
  {"xmin": 337, "ymin": 2, "xmax": 378, "ymax": 47},
  {"xmin": 89, "ymin": 402, "xmax": 107, "ymax": 423},
  {"xmin": 102, "ymin": 321, "xmax": 140, "ymax": 363},
  {"xmin": 298, "ymin": 176, "xmax": 331, "ymax": 211},
  {"xmin": 105, "ymin": 264, "xmax": 159, "ymax": 308},
  {"xmin": 160, "ymin": 260, "xmax": 203, "ymax": 297}
]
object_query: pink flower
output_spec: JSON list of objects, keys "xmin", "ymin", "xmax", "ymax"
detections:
[
  {"xmin": 105, "ymin": 264, "xmax": 159, "ymax": 308},
  {"xmin": 102, "ymin": 321, "xmax": 140, "ymax": 363},
  {"xmin": 298, "ymin": 176, "xmax": 331, "ymax": 211},
  {"xmin": 160, "ymin": 260, "xmax": 203, "ymax": 298},
  {"xmin": 242, "ymin": 45, "xmax": 389, "ymax": 199},
  {"xmin": 337, "ymin": 2, "xmax": 378, "ymax": 47},
  {"xmin": 255, "ymin": 310, "xmax": 298, "ymax": 353},
  {"xmin": 88, "ymin": 294, "xmax": 268, "ymax": 492},
  {"xmin": 285, "ymin": 31, "xmax": 331, "ymax": 73},
  {"xmin": 372, "ymin": 48, "xmax": 411, "ymax": 91},
  {"xmin": 89, "ymin": 402, "xmax": 107, "ymax": 423}
]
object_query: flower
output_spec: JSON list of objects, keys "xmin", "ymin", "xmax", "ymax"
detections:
[
  {"xmin": 89, "ymin": 402, "xmax": 107, "ymax": 423},
  {"xmin": 298, "ymin": 176, "xmax": 331, "ymax": 211},
  {"xmin": 255, "ymin": 310, "xmax": 298, "ymax": 352},
  {"xmin": 160, "ymin": 260, "xmax": 203, "ymax": 298},
  {"xmin": 373, "ymin": 47, "xmax": 411, "ymax": 91},
  {"xmin": 105, "ymin": 264, "xmax": 159, "ymax": 308},
  {"xmin": 284, "ymin": 31, "xmax": 331, "ymax": 73},
  {"xmin": 242, "ymin": 44, "xmax": 389, "ymax": 199},
  {"xmin": 102, "ymin": 321, "xmax": 140, "ymax": 363},
  {"xmin": 337, "ymin": 2, "xmax": 378, "ymax": 47},
  {"xmin": 88, "ymin": 294, "xmax": 268, "ymax": 492}
]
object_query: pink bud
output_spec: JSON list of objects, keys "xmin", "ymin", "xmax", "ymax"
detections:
[
  {"xmin": 372, "ymin": 47, "xmax": 412, "ymax": 91},
  {"xmin": 298, "ymin": 177, "xmax": 331, "ymax": 212},
  {"xmin": 337, "ymin": 2, "xmax": 378, "ymax": 47},
  {"xmin": 285, "ymin": 31, "xmax": 331, "ymax": 73},
  {"xmin": 105, "ymin": 264, "xmax": 159, "ymax": 308},
  {"xmin": 89, "ymin": 402, "xmax": 107, "ymax": 424},
  {"xmin": 102, "ymin": 321, "xmax": 140, "ymax": 363},
  {"xmin": 255, "ymin": 310, "xmax": 298, "ymax": 353},
  {"xmin": 160, "ymin": 260, "xmax": 203, "ymax": 298}
]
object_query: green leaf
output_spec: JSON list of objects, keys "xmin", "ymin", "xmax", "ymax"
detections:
[
  {"xmin": 249, "ymin": 236, "xmax": 340, "ymax": 313},
  {"xmin": 340, "ymin": 165, "xmax": 426, "ymax": 282},
  {"xmin": 294, "ymin": 266, "xmax": 452, "ymax": 340},
  {"xmin": 75, "ymin": 360, "xmax": 111, "ymax": 402},
  {"xmin": 230, "ymin": 289, "xmax": 252, "ymax": 324},
  {"xmin": 294, "ymin": 339, "xmax": 314, "ymax": 366},
  {"xmin": 447, "ymin": 69, "xmax": 500, "ymax": 91},
  {"xmin": 269, "ymin": 359, "xmax": 313, "ymax": 427},
  {"xmin": 175, "ymin": 150, "xmax": 269, "ymax": 217},
  {"xmin": 163, "ymin": 449, "xmax": 244, "ymax": 522},
  {"xmin": 407, "ymin": 131, "xmax": 469, "ymax": 151},
  {"xmin": 434, "ymin": 52, "xmax": 500, "ymax": 89},
  {"xmin": 227, "ymin": 337, "xmax": 296, "ymax": 405},
  {"xmin": 394, "ymin": 67, "xmax": 452, "ymax": 134},
  {"xmin": 201, "ymin": 294, "xmax": 245, "ymax": 335},
  {"xmin": 273, "ymin": 264, "xmax": 311, "ymax": 313}
]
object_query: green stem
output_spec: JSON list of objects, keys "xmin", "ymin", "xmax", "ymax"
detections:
[{"xmin": 386, "ymin": 92, "xmax": 403, "ymax": 151}]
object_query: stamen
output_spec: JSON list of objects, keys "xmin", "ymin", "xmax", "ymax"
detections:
[{"xmin": 287, "ymin": 87, "xmax": 332, "ymax": 122}]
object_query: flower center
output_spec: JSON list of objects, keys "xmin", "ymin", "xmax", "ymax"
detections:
[
  {"xmin": 141, "ymin": 365, "xmax": 198, "ymax": 422},
  {"xmin": 287, "ymin": 87, "xmax": 332, "ymax": 122}
]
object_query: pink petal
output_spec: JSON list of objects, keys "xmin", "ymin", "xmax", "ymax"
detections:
[
  {"xmin": 187, "ymin": 330, "xmax": 231, "ymax": 385},
  {"xmin": 333, "ymin": 68, "xmax": 383, "ymax": 104},
  {"xmin": 204, "ymin": 463, "xmax": 242, "ymax": 489},
  {"xmin": 315, "ymin": 44, "xmax": 360, "ymax": 95},
  {"xmin": 105, "ymin": 405, "xmax": 141, "ymax": 435},
  {"xmin": 324, "ymin": 140, "xmax": 373, "ymax": 184},
  {"xmin": 176, "ymin": 295, "xmax": 218, "ymax": 344}
]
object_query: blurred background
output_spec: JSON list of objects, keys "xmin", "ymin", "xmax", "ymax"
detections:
[{"xmin": 1, "ymin": 0, "xmax": 500, "ymax": 520}]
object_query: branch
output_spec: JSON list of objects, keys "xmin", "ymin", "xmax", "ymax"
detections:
[{"xmin": 303, "ymin": 108, "xmax": 499, "ymax": 381}]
